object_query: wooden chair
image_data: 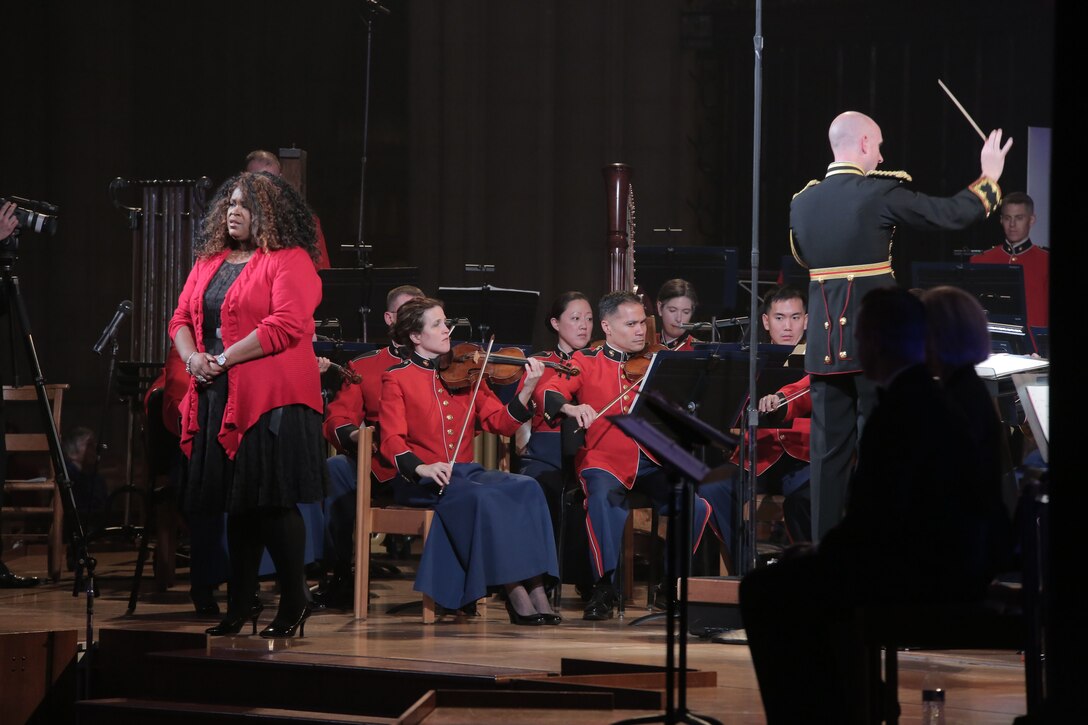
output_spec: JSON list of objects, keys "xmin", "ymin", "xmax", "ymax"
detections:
[
  {"xmin": 2, "ymin": 384, "xmax": 70, "ymax": 581},
  {"xmin": 352, "ymin": 426, "xmax": 436, "ymax": 622}
]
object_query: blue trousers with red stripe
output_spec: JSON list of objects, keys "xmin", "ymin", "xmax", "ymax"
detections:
[{"xmin": 580, "ymin": 453, "xmax": 712, "ymax": 582}]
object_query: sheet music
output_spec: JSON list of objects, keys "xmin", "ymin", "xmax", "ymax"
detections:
[
  {"xmin": 974, "ymin": 353, "xmax": 1049, "ymax": 379},
  {"xmin": 1026, "ymin": 385, "xmax": 1049, "ymax": 443},
  {"xmin": 1012, "ymin": 372, "xmax": 1049, "ymax": 463}
]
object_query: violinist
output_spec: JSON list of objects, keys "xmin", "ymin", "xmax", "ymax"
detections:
[
  {"xmin": 539, "ymin": 291, "xmax": 712, "ymax": 621},
  {"xmin": 655, "ymin": 278, "xmax": 701, "ymax": 351},
  {"xmin": 516, "ymin": 292, "xmax": 594, "ymax": 518},
  {"xmin": 379, "ymin": 297, "xmax": 561, "ymax": 625},
  {"xmin": 313, "ymin": 284, "xmax": 424, "ymax": 608},
  {"xmin": 702, "ymin": 286, "xmax": 813, "ymax": 570}
]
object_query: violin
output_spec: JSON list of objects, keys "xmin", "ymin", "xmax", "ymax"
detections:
[
  {"xmin": 620, "ymin": 342, "xmax": 668, "ymax": 382},
  {"xmin": 438, "ymin": 342, "xmax": 579, "ymax": 390},
  {"xmin": 327, "ymin": 361, "xmax": 362, "ymax": 385}
]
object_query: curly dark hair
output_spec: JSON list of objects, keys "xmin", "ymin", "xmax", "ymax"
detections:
[{"xmin": 195, "ymin": 171, "xmax": 319, "ymax": 263}]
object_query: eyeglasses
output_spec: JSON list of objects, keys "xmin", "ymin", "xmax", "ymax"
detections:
[{"xmin": 999, "ymin": 214, "xmax": 1030, "ymax": 223}]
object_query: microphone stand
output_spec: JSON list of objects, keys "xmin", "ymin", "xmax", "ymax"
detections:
[
  {"xmin": 93, "ymin": 334, "xmax": 121, "ymax": 484},
  {"xmin": 739, "ymin": 0, "xmax": 765, "ymax": 579}
]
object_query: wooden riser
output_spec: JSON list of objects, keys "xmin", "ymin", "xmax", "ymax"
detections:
[
  {"xmin": 86, "ymin": 629, "xmax": 719, "ymax": 721},
  {"xmin": 76, "ymin": 696, "xmax": 429, "ymax": 725}
]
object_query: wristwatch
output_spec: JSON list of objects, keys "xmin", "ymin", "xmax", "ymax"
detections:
[{"xmin": 215, "ymin": 352, "xmax": 229, "ymax": 368}]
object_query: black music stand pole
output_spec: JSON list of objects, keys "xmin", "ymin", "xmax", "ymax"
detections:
[{"xmin": 613, "ymin": 389, "xmax": 731, "ymax": 722}]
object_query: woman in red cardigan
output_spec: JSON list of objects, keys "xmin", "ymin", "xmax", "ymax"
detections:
[{"xmin": 169, "ymin": 171, "xmax": 326, "ymax": 638}]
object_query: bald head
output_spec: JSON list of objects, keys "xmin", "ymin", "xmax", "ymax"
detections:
[
  {"xmin": 828, "ymin": 111, "xmax": 883, "ymax": 172},
  {"xmin": 245, "ymin": 149, "xmax": 282, "ymax": 176}
]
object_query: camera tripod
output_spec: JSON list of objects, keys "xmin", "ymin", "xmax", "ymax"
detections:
[{"xmin": 2, "ymin": 249, "xmax": 98, "ymax": 699}]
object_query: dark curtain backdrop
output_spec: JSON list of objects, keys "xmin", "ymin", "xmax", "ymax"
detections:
[
  {"xmin": 0, "ymin": 0, "xmax": 1056, "ymax": 455},
  {"xmin": 1, "ymin": 0, "xmax": 1076, "ymax": 710}
]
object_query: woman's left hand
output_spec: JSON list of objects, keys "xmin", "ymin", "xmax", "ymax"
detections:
[{"xmin": 520, "ymin": 357, "xmax": 545, "ymax": 394}]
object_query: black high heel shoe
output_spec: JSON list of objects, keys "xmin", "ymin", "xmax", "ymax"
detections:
[
  {"xmin": 504, "ymin": 597, "xmax": 546, "ymax": 626},
  {"xmin": 537, "ymin": 611, "xmax": 562, "ymax": 625},
  {"xmin": 259, "ymin": 606, "xmax": 312, "ymax": 638},
  {"xmin": 205, "ymin": 602, "xmax": 265, "ymax": 636}
]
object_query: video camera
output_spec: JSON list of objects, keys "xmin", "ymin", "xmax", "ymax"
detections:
[{"xmin": 1, "ymin": 195, "xmax": 60, "ymax": 237}]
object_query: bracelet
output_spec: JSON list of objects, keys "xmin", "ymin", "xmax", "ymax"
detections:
[{"xmin": 185, "ymin": 350, "xmax": 199, "ymax": 375}]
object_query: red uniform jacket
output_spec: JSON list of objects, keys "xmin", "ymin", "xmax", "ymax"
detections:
[
  {"xmin": 516, "ymin": 349, "xmax": 578, "ymax": 433},
  {"xmin": 659, "ymin": 331, "xmax": 701, "ymax": 352},
  {"xmin": 379, "ymin": 354, "xmax": 531, "ymax": 482},
  {"xmin": 731, "ymin": 375, "xmax": 811, "ymax": 475},
  {"xmin": 144, "ymin": 345, "xmax": 189, "ymax": 437},
  {"xmin": 168, "ymin": 246, "xmax": 323, "ymax": 459},
  {"xmin": 323, "ymin": 344, "xmax": 405, "ymax": 482},
  {"xmin": 970, "ymin": 241, "xmax": 1049, "ymax": 328},
  {"xmin": 539, "ymin": 345, "xmax": 658, "ymax": 489}
]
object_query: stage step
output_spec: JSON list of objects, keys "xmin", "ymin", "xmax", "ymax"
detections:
[
  {"xmin": 76, "ymin": 696, "xmax": 428, "ymax": 724},
  {"xmin": 86, "ymin": 628, "xmax": 716, "ymax": 719},
  {"xmin": 144, "ymin": 647, "xmax": 555, "ymax": 717}
]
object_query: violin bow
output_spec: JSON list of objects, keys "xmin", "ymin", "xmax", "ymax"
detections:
[
  {"xmin": 442, "ymin": 335, "xmax": 497, "ymax": 493},
  {"xmin": 577, "ymin": 373, "xmax": 649, "ymax": 433},
  {"xmin": 937, "ymin": 79, "xmax": 987, "ymax": 142}
]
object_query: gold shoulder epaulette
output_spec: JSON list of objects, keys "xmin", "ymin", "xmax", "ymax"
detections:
[
  {"xmin": 867, "ymin": 169, "xmax": 913, "ymax": 182},
  {"xmin": 792, "ymin": 179, "xmax": 820, "ymax": 200}
]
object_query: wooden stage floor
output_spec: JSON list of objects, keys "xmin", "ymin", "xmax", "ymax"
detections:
[{"xmin": 0, "ymin": 546, "xmax": 1028, "ymax": 724}]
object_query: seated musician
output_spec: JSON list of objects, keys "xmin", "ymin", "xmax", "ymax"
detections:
[
  {"xmin": 969, "ymin": 191, "xmax": 1048, "ymax": 355},
  {"xmin": 516, "ymin": 292, "xmax": 594, "ymax": 522},
  {"xmin": 514, "ymin": 291, "xmax": 596, "ymax": 597},
  {"xmin": 702, "ymin": 285, "xmax": 812, "ymax": 570},
  {"xmin": 379, "ymin": 297, "xmax": 561, "ymax": 625},
  {"xmin": 655, "ymin": 278, "xmax": 702, "ymax": 351},
  {"xmin": 539, "ymin": 291, "xmax": 712, "ymax": 621},
  {"xmin": 313, "ymin": 284, "xmax": 424, "ymax": 608}
]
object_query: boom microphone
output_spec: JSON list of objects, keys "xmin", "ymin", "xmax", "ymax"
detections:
[{"xmin": 92, "ymin": 300, "xmax": 134, "ymax": 354}]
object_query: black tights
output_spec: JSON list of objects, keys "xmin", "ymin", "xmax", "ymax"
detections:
[{"xmin": 226, "ymin": 507, "xmax": 309, "ymax": 623}]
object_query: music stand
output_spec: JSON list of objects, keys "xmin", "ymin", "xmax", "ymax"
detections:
[
  {"xmin": 437, "ymin": 284, "xmax": 539, "ymax": 346},
  {"xmin": 910, "ymin": 261, "xmax": 1028, "ymax": 327},
  {"xmin": 315, "ymin": 266, "xmax": 419, "ymax": 342},
  {"xmin": 610, "ymin": 389, "xmax": 735, "ymax": 725},
  {"xmin": 633, "ymin": 246, "xmax": 739, "ymax": 318}
]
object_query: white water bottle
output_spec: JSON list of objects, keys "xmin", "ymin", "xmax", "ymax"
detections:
[
  {"xmin": 920, "ymin": 659, "xmax": 946, "ymax": 724},
  {"xmin": 921, "ymin": 687, "xmax": 946, "ymax": 724}
]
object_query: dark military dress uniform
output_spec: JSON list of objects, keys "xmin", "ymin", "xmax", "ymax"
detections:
[{"xmin": 790, "ymin": 161, "xmax": 1000, "ymax": 541}]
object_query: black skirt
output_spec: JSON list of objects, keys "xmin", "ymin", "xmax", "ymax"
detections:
[{"xmin": 181, "ymin": 372, "xmax": 327, "ymax": 515}]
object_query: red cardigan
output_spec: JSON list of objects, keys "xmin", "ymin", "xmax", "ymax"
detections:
[{"xmin": 169, "ymin": 246, "xmax": 323, "ymax": 459}]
